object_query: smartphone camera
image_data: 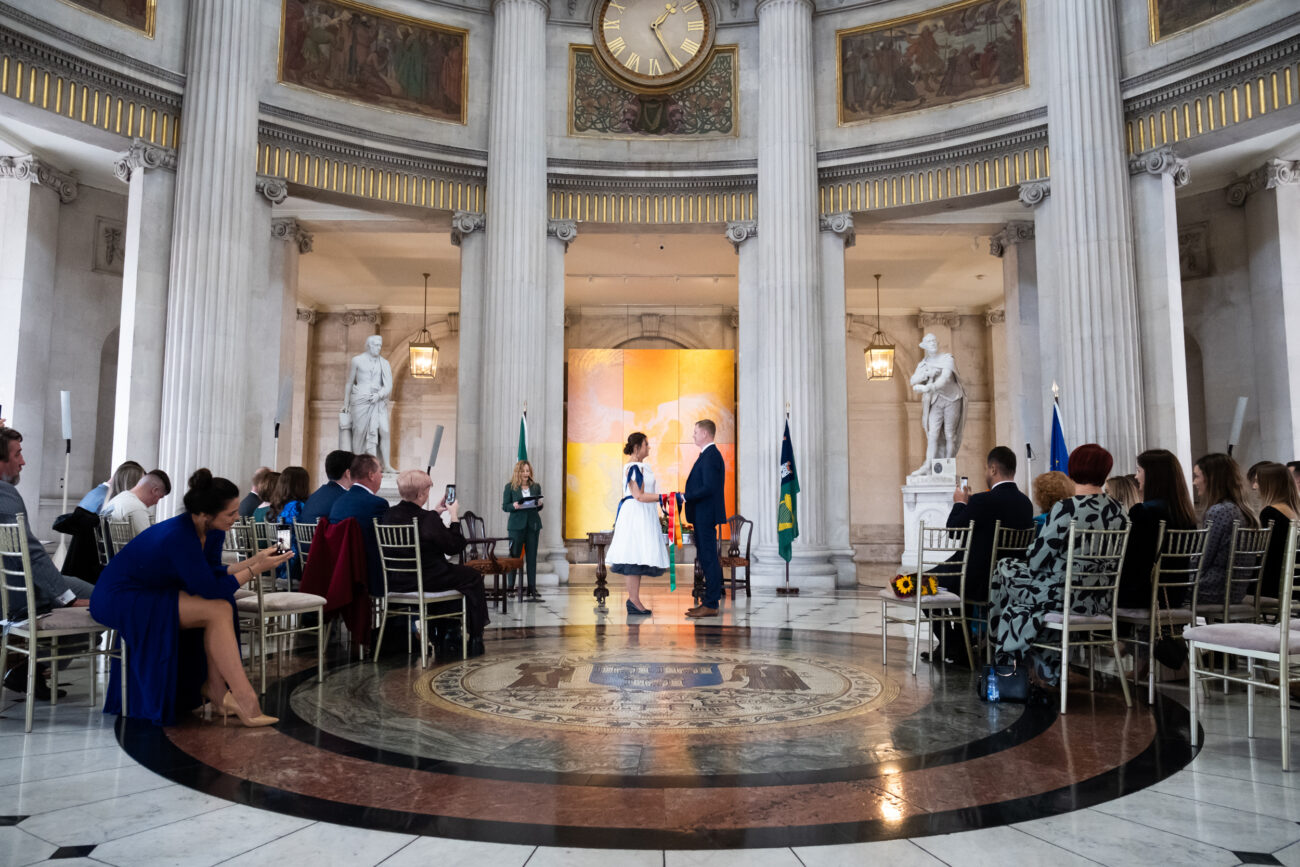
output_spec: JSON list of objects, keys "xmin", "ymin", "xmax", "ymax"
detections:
[
  {"xmin": 445, "ymin": 483, "xmax": 457, "ymax": 505},
  {"xmin": 960, "ymin": 476, "xmax": 970, "ymax": 488},
  {"xmin": 276, "ymin": 528, "xmax": 292, "ymax": 555}
]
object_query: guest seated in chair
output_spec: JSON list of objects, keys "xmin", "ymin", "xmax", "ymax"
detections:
[
  {"xmin": 301, "ymin": 450, "xmax": 354, "ymax": 523},
  {"xmin": 102, "ymin": 469, "xmax": 171, "ymax": 537},
  {"xmin": 1031, "ymin": 471, "xmax": 1075, "ymax": 529},
  {"xmin": 328, "ymin": 453, "xmax": 388, "ymax": 595},
  {"xmin": 1116, "ymin": 449, "xmax": 1197, "ymax": 609},
  {"xmin": 89, "ymin": 469, "xmax": 293, "ymax": 727},
  {"xmin": 988, "ymin": 444, "xmax": 1127, "ymax": 686},
  {"xmin": 1252, "ymin": 462, "xmax": 1298, "ymax": 601},
  {"xmin": 382, "ymin": 470, "xmax": 490, "ymax": 656},
  {"xmin": 1192, "ymin": 452, "xmax": 1259, "ymax": 607},
  {"xmin": 79, "ymin": 460, "xmax": 144, "ymax": 515}
]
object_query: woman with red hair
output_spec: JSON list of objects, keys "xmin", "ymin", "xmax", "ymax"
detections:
[{"xmin": 989, "ymin": 444, "xmax": 1128, "ymax": 685}]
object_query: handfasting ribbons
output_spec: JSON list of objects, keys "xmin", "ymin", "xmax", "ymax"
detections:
[{"xmin": 660, "ymin": 492, "xmax": 686, "ymax": 591}]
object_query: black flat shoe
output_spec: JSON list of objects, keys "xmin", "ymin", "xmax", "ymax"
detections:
[
  {"xmin": 3, "ymin": 669, "xmax": 66, "ymax": 701},
  {"xmin": 468, "ymin": 637, "xmax": 486, "ymax": 657},
  {"xmin": 525, "ymin": 591, "xmax": 543, "ymax": 602},
  {"xmin": 918, "ymin": 651, "xmax": 955, "ymax": 665},
  {"xmin": 626, "ymin": 600, "xmax": 652, "ymax": 616}
]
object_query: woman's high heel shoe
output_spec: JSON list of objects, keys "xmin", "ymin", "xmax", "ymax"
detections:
[
  {"xmin": 626, "ymin": 600, "xmax": 652, "ymax": 616},
  {"xmin": 201, "ymin": 685, "xmax": 277, "ymax": 727}
]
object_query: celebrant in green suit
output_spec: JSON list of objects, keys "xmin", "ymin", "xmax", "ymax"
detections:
[{"xmin": 503, "ymin": 460, "xmax": 543, "ymax": 601}]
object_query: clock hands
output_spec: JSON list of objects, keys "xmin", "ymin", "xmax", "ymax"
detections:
[{"xmin": 649, "ymin": 3, "xmax": 682, "ymax": 69}]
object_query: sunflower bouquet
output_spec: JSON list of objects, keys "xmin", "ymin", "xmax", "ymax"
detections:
[{"xmin": 890, "ymin": 572, "xmax": 938, "ymax": 598}]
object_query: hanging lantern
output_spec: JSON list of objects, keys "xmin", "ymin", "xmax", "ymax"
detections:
[
  {"xmin": 409, "ymin": 271, "xmax": 439, "ymax": 379},
  {"xmin": 864, "ymin": 273, "xmax": 894, "ymax": 380}
]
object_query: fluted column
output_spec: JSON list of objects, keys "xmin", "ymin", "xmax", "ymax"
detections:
[
  {"xmin": 1130, "ymin": 146, "xmax": 1192, "ymax": 470},
  {"xmin": 989, "ymin": 219, "xmax": 1040, "ymax": 485},
  {"xmin": 452, "ymin": 212, "xmax": 487, "ymax": 515},
  {"xmin": 0, "ymin": 156, "xmax": 76, "ymax": 518},
  {"xmin": 290, "ymin": 308, "xmax": 316, "ymax": 467},
  {"xmin": 728, "ymin": 220, "xmax": 760, "ymax": 537},
  {"xmin": 818, "ymin": 213, "xmax": 857, "ymax": 585},
  {"xmin": 751, "ymin": 0, "xmax": 832, "ymax": 582},
  {"xmin": 266, "ymin": 217, "xmax": 313, "ymax": 469},
  {"xmin": 543, "ymin": 220, "xmax": 575, "ymax": 580},
  {"xmin": 1046, "ymin": 0, "xmax": 1144, "ymax": 469},
  {"xmin": 111, "ymin": 140, "xmax": 176, "ymax": 471},
  {"xmin": 157, "ymin": 0, "xmax": 260, "ymax": 489}
]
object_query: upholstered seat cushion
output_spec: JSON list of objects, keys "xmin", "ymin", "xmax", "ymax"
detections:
[
  {"xmin": 1183, "ymin": 623, "xmax": 1300, "ymax": 654},
  {"xmin": 235, "ymin": 592, "xmax": 326, "ymax": 613},
  {"xmin": 876, "ymin": 586, "xmax": 962, "ymax": 606},
  {"xmin": 1197, "ymin": 603, "xmax": 1259, "ymax": 619},
  {"xmin": 9, "ymin": 606, "xmax": 110, "ymax": 636},
  {"xmin": 388, "ymin": 590, "xmax": 464, "ymax": 602},
  {"xmin": 234, "ymin": 588, "xmax": 255, "ymax": 600},
  {"xmin": 1115, "ymin": 607, "xmax": 1195, "ymax": 622},
  {"xmin": 1044, "ymin": 611, "xmax": 1111, "ymax": 627}
]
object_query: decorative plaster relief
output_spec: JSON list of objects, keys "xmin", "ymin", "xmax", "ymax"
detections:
[
  {"xmin": 1178, "ymin": 223, "xmax": 1210, "ymax": 279},
  {"xmin": 569, "ymin": 45, "xmax": 737, "ymax": 138},
  {"xmin": 92, "ymin": 217, "xmax": 126, "ymax": 275}
]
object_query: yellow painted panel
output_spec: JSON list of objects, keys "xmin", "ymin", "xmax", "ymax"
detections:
[
  {"xmin": 624, "ymin": 349, "xmax": 681, "ymax": 448},
  {"xmin": 567, "ymin": 349, "xmax": 623, "ymax": 443},
  {"xmin": 677, "ymin": 442, "xmax": 735, "ymax": 538},
  {"xmin": 565, "ymin": 442, "xmax": 624, "ymax": 538},
  {"xmin": 678, "ymin": 349, "xmax": 735, "ymax": 444}
]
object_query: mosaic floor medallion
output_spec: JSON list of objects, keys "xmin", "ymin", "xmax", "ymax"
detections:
[{"xmin": 417, "ymin": 646, "xmax": 900, "ymax": 730}]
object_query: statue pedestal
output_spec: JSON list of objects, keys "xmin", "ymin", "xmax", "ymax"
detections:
[
  {"xmin": 900, "ymin": 459, "xmax": 958, "ymax": 574},
  {"xmin": 377, "ymin": 472, "xmax": 401, "ymax": 506}
]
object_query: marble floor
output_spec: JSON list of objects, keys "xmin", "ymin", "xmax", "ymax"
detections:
[{"xmin": 2, "ymin": 583, "xmax": 1300, "ymax": 866}]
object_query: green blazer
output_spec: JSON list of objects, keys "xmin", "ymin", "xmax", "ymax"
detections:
[{"xmin": 503, "ymin": 481, "xmax": 544, "ymax": 533}]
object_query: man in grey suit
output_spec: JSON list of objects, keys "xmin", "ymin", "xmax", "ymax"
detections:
[{"xmin": 0, "ymin": 427, "xmax": 93, "ymax": 699}]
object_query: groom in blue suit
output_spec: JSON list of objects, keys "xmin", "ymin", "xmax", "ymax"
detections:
[{"xmin": 684, "ymin": 419, "xmax": 727, "ymax": 618}]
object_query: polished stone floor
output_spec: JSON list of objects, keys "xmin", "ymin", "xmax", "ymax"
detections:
[{"xmin": 2, "ymin": 584, "xmax": 1300, "ymax": 865}]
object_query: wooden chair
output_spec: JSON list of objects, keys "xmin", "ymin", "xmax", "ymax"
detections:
[
  {"xmin": 374, "ymin": 518, "xmax": 467, "ymax": 667},
  {"xmin": 226, "ymin": 522, "xmax": 326, "ymax": 693},
  {"xmin": 1187, "ymin": 521, "xmax": 1300, "ymax": 768},
  {"xmin": 460, "ymin": 511, "xmax": 522, "ymax": 615},
  {"xmin": 879, "ymin": 523, "xmax": 973, "ymax": 675},
  {"xmin": 720, "ymin": 514, "xmax": 753, "ymax": 599},
  {"xmin": 1116, "ymin": 522, "xmax": 1209, "ymax": 704},
  {"xmin": 1032, "ymin": 522, "xmax": 1133, "ymax": 714},
  {"xmin": 0, "ymin": 514, "xmax": 126, "ymax": 732},
  {"xmin": 977, "ymin": 521, "xmax": 1038, "ymax": 663}
]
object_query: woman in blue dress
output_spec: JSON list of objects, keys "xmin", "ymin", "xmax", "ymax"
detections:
[{"xmin": 90, "ymin": 469, "xmax": 292, "ymax": 727}]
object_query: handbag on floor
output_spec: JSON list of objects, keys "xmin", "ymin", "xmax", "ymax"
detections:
[
  {"xmin": 1153, "ymin": 586, "xmax": 1188, "ymax": 670},
  {"xmin": 977, "ymin": 662, "xmax": 1030, "ymax": 703}
]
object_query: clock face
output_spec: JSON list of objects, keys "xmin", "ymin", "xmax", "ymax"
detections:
[{"xmin": 593, "ymin": 0, "xmax": 716, "ymax": 92}]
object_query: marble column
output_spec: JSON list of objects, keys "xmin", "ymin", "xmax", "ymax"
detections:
[
  {"xmin": 451, "ymin": 211, "xmax": 486, "ymax": 522},
  {"xmin": 985, "ymin": 307, "xmax": 1010, "ymax": 449},
  {"xmin": 0, "ymin": 156, "xmax": 76, "ymax": 518},
  {"xmin": 1130, "ymin": 146, "xmax": 1193, "ymax": 469},
  {"xmin": 818, "ymin": 213, "xmax": 858, "ymax": 585},
  {"xmin": 268, "ymin": 217, "xmax": 313, "ymax": 469},
  {"xmin": 728, "ymin": 220, "xmax": 760, "ymax": 538},
  {"xmin": 478, "ymin": 0, "xmax": 549, "ymax": 538},
  {"xmin": 111, "ymin": 141, "xmax": 176, "ymax": 471},
  {"xmin": 289, "ymin": 308, "xmax": 316, "ymax": 467},
  {"xmin": 1045, "ymin": 0, "xmax": 1144, "ymax": 470},
  {"xmin": 1231, "ymin": 159, "xmax": 1300, "ymax": 461},
  {"xmin": 989, "ymin": 218, "xmax": 1042, "ymax": 486},
  {"xmin": 543, "ymin": 220, "xmax": 576, "ymax": 580},
  {"xmin": 243, "ymin": 178, "xmax": 293, "ymax": 475},
  {"xmin": 750, "ymin": 0, "xmax": 835, "ymax": 584},
  {"xmin": 156, "ymin": 0, "xmax": 261, "ymax": 491}
]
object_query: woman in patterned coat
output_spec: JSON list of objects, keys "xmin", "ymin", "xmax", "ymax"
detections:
[{"xmin": 989, "ymin": 444, "xmax": 1127, "ymax": 685}]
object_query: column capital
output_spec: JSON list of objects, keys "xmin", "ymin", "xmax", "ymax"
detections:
[
  {"xmin": 818, "ymin": 212, "xmax": 856, "ymax": 248},
  {"xmin": 917, "ymin": 311, "xmax": 960, "ymax": 330},
  {"xmin": 450, "ymin": 210, "xmax": 485, "ymax": 247},
  {"xmin": 984, "ymin": 308, "xmax": 1006, "ymax": 327},
  {"xmin": 1226, "ymin": 158, "xmax": 1300, "ymax": 207},
  {"xmin": 255, "ymin": 174, "xmax": 288, "ymax": 205},
  {"xmin": 988, "ymin": 221, "xmax": 1035, "ymax": 258},
  {"xmin": 271, "ymin": 217, "xmax": 314, "ymax": 253},
  {"xmin": 295, "ymin": 307, "xmax": 318, "ymax": 325},
  {"xmin": 547, "ymin": 219, "xmax": 578, "ymax": 251},
  {"xmin": 1129, "ymin": 146, "xmax": 1189, "ymax": 187},
  {"xmin": 0, "ymin": 155, "xmax": 78, "ymax": 202},
  {"xmin": 725, "ymin": 220, "xmax": 757, "ymax": 253},
  {"xmin": 342, "ymin": 308, "xmax": 381, "ymax": 326},
  {"xmin": 113, "ymin": 139, "xmax": 176, "ymax": 183},
  {"xmin": 490, "ymin": 0, "xmax": 549, "ymax": 15},
  {"xmin": 1018, "ymin": 180, "xmax": 1050, "ymax": 209},
  {"xmin": 755, "ymin": 0, "xmax": 814, "ymax": 16}
]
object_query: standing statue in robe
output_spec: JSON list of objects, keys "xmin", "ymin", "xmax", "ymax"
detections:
[
  {"xmin": 911, "ymin": 332, "xmax": 966, "ymax": 474},
  {"xmin": 341, "ymin": 334, "xmax": 396, "ymax": 472}
]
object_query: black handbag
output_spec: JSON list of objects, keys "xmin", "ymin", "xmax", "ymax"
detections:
[
  {"xmin": 977, "ymin": 662, "xmax": 1030, "ymax": 703},
  {"xmin": 1153, "ymin": 586, "xmax": 1188, "ymax": 670}
]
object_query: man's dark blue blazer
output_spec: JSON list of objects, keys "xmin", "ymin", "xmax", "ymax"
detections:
[
  {"xmin": 685, "ymin": 443, "xmax": 727, "ymax": 607},
  {"xmin": 328, "ymin": 484, "xmax": 389, "ymax": 595},
  {"xmin": 941, "ymin": 481, "xmax": 1034, "ymax": 600},
  {"xmin": 301, "ymin": 481, "xmax": 348, "ymax": 524}
]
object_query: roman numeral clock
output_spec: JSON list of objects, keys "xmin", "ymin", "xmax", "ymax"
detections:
[{"xmin": 593, "ymin": 0, "xmax": 717, "ymax": 90}]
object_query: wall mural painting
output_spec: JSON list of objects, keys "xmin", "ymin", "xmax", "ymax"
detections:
[
  {"xmin": 837, "ymin": 0, "xmax": 1025, "ymax": 125},
  {"xmin": 279, "ymin": 0, "xmax": 468, "ymax": 124},
  {"xmin": 1150, "ymin": 0, "xmax": 1256, "ymax": 42},
  {"xmin": 59, "ymin": 0, "xmax": 155, "ymax": 36},
  {"xmin": 570, "ymin": 46, "xmax": 736, "ymax": 138}
]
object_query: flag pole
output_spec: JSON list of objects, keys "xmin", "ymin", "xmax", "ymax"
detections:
[{"xmin": 777, "ymin": 402, "xmax": 799, "ymax": 596}]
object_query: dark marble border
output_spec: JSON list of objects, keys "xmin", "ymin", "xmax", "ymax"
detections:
[{"xmin": 269, "ymin": 626, "xmax": 1055, "ymax": 789}]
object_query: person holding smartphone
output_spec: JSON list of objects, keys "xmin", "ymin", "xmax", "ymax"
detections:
[{"xmin": 503, "ymin": 460, "xmax": 543, "ymax": 600}]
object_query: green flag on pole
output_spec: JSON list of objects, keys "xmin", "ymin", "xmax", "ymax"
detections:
[
  {"xmin": 778, "ymin": 419, "xmax": 799, "ymax": 562},
  {"xmin": 517, "ymin": 410, "xmax": 528, "ymax": 462}
]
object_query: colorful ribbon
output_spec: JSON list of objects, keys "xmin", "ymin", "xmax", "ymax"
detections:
[{"xmin": 660, "ymin": 492, "xmax": 685, "ymax": 591}]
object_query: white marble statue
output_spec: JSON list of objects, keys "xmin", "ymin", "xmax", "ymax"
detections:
[
  {"xmin": 910, "ymin": 332, "xmax": 966, "ymax": 474},
  {"xmin": 341, "ymin": 335, "xmax": 397, "ymax": 472}
]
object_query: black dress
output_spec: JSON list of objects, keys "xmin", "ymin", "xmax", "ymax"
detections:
[
  {"xmin": 1258, "ymin": 506, "xmax": 1294, "ymax": 601},
  {"xmin": 1116, "ymin": 500, "xmax": 1193, "ymax": 609}
]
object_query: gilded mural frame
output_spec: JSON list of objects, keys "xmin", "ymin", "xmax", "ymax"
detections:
[
  {"xmin": 567, "ymin": 44, "xmax": 739, "ymax": 140},
  {"xmin": 277, "ymin": 0, "xmax": 469, "ymax": 126},
  {"xmin": 55, "ymin": 0, "xmax": 156, "ymax": 38},
  {"xmin": 1147, "ymin": 0, "xmax": 1265, "ymax": 44},
  {"xmin": 836, "ymin": 0, "xmax": 1028, "ymax": 127}
]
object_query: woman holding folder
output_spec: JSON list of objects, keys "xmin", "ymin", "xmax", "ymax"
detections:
[{"xmin": 503, "ymin": 460, "xmax": 544, "ymax": 600}]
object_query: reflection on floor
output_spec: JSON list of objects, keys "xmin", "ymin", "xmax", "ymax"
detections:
[{"xmin": 2, "ymin": 586, "xmax": 1300, "ymax": 865}]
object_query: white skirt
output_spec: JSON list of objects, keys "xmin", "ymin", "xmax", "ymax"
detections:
[{"xmin": 606, "ymin": 497, "xmax": 669, "ymax": 572}]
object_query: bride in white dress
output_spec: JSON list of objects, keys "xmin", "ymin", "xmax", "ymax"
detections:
[{"xmin": 606, "ymin": 432, "xmax": 669, "ymax": 616}]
